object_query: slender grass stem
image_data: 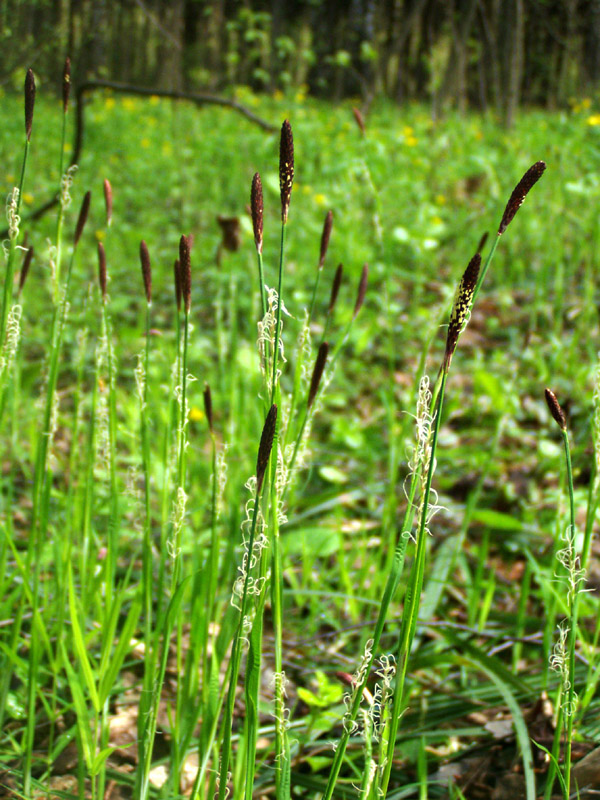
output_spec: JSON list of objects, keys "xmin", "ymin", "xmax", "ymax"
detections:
[{"xmin": 271, "ymin": 223, "xmax": 286, "ymax": 404}]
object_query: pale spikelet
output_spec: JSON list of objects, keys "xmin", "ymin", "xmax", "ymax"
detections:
[
  {"xmin": 168, "ymin": 486, "xmax": 188, "ymax": 561},
  {"xmin": 216, "ymin": 444, "xmax": 228, "ymax": 518},
  {"xmin": 319, "ymin": 210, "xmax": 333, "ymax": 269},
  {"xmin": 545, "ymin": 387, "xmax": 567, "ymax": 431},
  {"xmin": 231, "ymin": 483, "xmax": 269, "ymax": 618},
  {"xmin": 279, "ymin": 120, "xmax": 294, "ymax": 223},
  {"xmin": 550, "ymin": 620, "xmax": 575, "ymax": 715},
  {"xmin": 257, "ymin": 286, "xmax": 288, "ymax": 393},
  {"xmin": 62, "ymin": 57, "xmax": 71, "ymax": 114},
  {"xmin": 0, "ymin": 304, "xmax": 22, "ymax": 377},
  {"xmin": 498, "ymin": 161, "xmax": 546, "ymax": 235},
  {"xmin": 6, "ymin": 188, "xmax": 21, "ymax": 244},
  {"xmin": 370, "ymin": 654, "xmax": 396, "ymax": 741},
  {"xmin": 341, "ymin": 638, "xmax": 374, "ymax": 735},
  {"xmin": 60, "ymin": 165, "xmax": 78, "ymax": 211},
  {"xmin": 24, "ymin": 69, "xmax": 35, "ymax": 142},
  {"xmin": 134, "ymin": 350, "xmax": 146, "ymax": 407},
  {"xmin": 251, "ymin": 172, "xmax": 263, "ymax": 254}
]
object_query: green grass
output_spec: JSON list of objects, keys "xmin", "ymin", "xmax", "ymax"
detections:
[{"xmin": 1, "ymin": 82, "xmax": 600, "ymax": 798}]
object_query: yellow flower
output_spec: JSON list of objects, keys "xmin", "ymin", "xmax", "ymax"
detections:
[
  {"xmin": 435, "ymin": 194, "xmax": 446, "ymax": 205},
  {"xmin": 582, "ymin": 97, "xmax": 592, "ymax": 109},
  {"xmin": 150, "ymin": 95, "xmax": 160, "ymax": 105},
  {"xmin": 105, "ymin": 97, "xmax": 115, "ymax": 110},
  {"xmin": 403, "ymin": 125, "xmax": 414, "ymax": 136},
  {"xmin": 587, "ymin": 114, "xmax": 600, "ymax": 126},
  {"xmin": 22, "ymin": 193, "xmax": 34, "ymax": 205},
  {"xmin": 405, "ymin": 135, "xmax": 418, "ymax": 147},
  {"xmin": 122, "ymin": 97, "xmax": 136, "ymax": 111},
  {"xmin": 140, "ymin": 138, "xmax": 151, "ymax": 149},
  {"xmin": 95, "ymin": 230, "xmax": 106, "ymax": 241},
  {"xmin": 189, "ymin": 407, "xmax": 204, "ymax": 422},
  {"xmin": 314, "ymin": 193, "xmax": 328, "ymax": 208}
]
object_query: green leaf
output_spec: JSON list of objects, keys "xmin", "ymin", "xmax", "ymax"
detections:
[{"xmin": 68, "ymin": 565, "xmax": 100, "ymax": 713}]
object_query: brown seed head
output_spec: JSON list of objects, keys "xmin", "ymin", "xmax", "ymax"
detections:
[
  {"xmin": 19, "ymin": 246, "xmax": 34, "ymax": 294},
  {"xmin": 251, "ymin": 172, "xmax": 263, "ymax": 254},
  {"xmin": 308, "ymin": 342, "xmax": 329, "ymax": 409},
  {"xmin": 279, "ymin": 120, "xmax": 294, "ymax": 223},
  {"xmin": 62, "ymin": 57, "xmax": 71, "ymax": 113},
  {"xmin": 353, "ymin": 264, "xmax": 369, "ymax": 319},
  {"xmin": 103, "ymin": 179, "xmax": 113, "ymax": 226},
  {"xmin": 173, "ymin": 259, "xmax": 182, "ymax": 312},
  {"xmin": 140, "ymin": 240, "xmax": 152, "ymax": 304},
  {"xmin": 498, "ymin": 161, "xmax": 546, "ymax": 235},
  {"xmin": 74, "ymin": 190, "xmax": 91, "ymax": 246},
  {"xmin": 319, "ymin": 210, "xmax": 333, "ymax": 269},
  {"xmin": 445, "ymin": 253, "xmax": 481, "ymax": 367},
  {"xmin": 217, "ymin": 215, "xmax": 241, "ymax": 253},
  {"xmin": 203, "ymin": 384, "xmax": 213, "ymax": 433},
  {"xmin": 256, "ymin": 404, "xmax": 278, "ymax": 493},
  {"xmin": 179, "ymin": 235, "xmax": 192, "ymax": 314},
  {"xmin": 329, "ymin": 264, "xmax": 343, "ymax": 313},
  {"xmin": 351, "ymin": 107, "xmax": 366, "ymax": 135},
  {"xmin": 545, "ymin": 388, "xmax": 567, "ymax": 431},
  {"xmin": 477, "ymin": 231, "xmax": 489, "ymax": 254},
  {"xmin": 97, "ymin": 241, "xmax": 107, "ymax": 300},
  {"xmin": 24, "ymin": 69, "xmax": 36, "ymax": 141}
]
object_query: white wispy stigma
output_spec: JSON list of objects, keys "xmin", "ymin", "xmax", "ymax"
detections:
[
  {"xmin": 134, "ymin": 350, "xmax": 146, "ymax": 407},
  {"xmin": 555, "ymin": 523, "xmax": 586, "ymax": 605},
  {"xmin": 60, "ymin": 164, "xmax": 78, "ymax": 210},
  {"xmin": 230, "ymin": 477, "xmax": 269, "ymax": 632},
  {"xmin": 257, "ymin": 286, "xmax": 288, "ymax": 393},
  {"xmin": 0, "ymin": 304, "xmax": 22, "ymax": 378},
  {"xmin": 342, "ymin": 638, "xmax": 374, "ymax": 735},
  {"xmin": 175, "ymin": 370, "xmax": 197, "ymax": 446},
  {"xmin": 403, "ymin": 375, "xmax": 441, "ymax": 539},
  {"xmin": 3, "ymin": 188, "xmax": 20, "ymax": 256},
  {"xmin": 550, "ymin": 620, "xmax": 576, "ymax": 716},
  {"xmin": 370, "ymin": 654, "xmax": 396, "ymax": 741},
  {"xmin": 168, "ymin": 486, "xmax": 188, "ymax": 560},
  {"xmin": 216, "ymin": 444, "xmax": 228, "ymax": 518},
  {"xmin": 271, "ymin": 670, "xmax": 291, "ymax": 760}
]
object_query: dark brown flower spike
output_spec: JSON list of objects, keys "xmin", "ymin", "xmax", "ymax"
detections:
[
  {"xmin": 279, "ymin": 120, "xmax": 294, "ymax": 223},
  {"xmin": 62, "ymin": 57, "xmax": 71, "ymax": 114},
  {"xmin": 103, "ymin": 179, "xmax": 113, "ymax": 226},
  {"xmin": 74, "ymin": 190, "xmax": 91, "ymax": 246},
  {"xmin": 329, "ymin": 264, "xmax": 343, "ymax": 313},
  {"xmin": 203, "ymin": 384, "xmax": 213, "ymax": 433},
  {"xmin": 97, "ymin": 241, "xmax": 107, "ymax": 300},
  {"xmin": 545, "ymin": 388, "xmax": 567, "ymax": 431},
  {"xmin": 19, "ymin": 246, "xmax": 34, "ymax": 294},
  {"xmin": 140, "ymin": 240, "xmax": 152, "ymax": 304},
  {"xmin": 308, "ymin": 342, "xmax": 329, "ymax": 409},
  {"xmin": 477, "ymin": 231, "xmax": 489, "ymax": 254},
  {"xmin": 319, "ymin": 210, "xmax": 333, "ymax": 269},
  {"xmin": 352, "ymin": 107, "xmax": 366, "ymax": 135},
  {"xmin": 444, "ymin": 253, "xmax": 481, "ymax": 367},
  {"xmin": 179, "ymin": 235, "xmax": 192, "ymax": 314},
  {"xmin": 353, "ymin": 264, "xmax": 369, "ymax": 319},
  {"xmin": 256, "ymin": 404, "xmax": 278, "ymax": 493},
  {"xmin": 24, "ymin": 69, "xmax": 35, "ymax": 141},
  {"xmin": 174, "ymin": 259, "xmax": 182, "ymax": 312},
  {"xmin": 217, "ymin": 215, "xmax": 241, "ymax": 253},
  {"xmin": 498, "ymin": 161, "xmax": 546, "ymax": 235},
  {"xmin": 251, "ymin": 172, "xmax": 263, "ymax": 254}
]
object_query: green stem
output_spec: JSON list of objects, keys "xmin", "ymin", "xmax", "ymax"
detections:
[{"xmin": 271, "ymin": 223, "xmax": 286, "ymax": 404}]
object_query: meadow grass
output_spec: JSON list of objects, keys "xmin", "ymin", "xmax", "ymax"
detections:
[{"xmin": 1, "ymin": 76, "xmax": 600, "ymax": 799}]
